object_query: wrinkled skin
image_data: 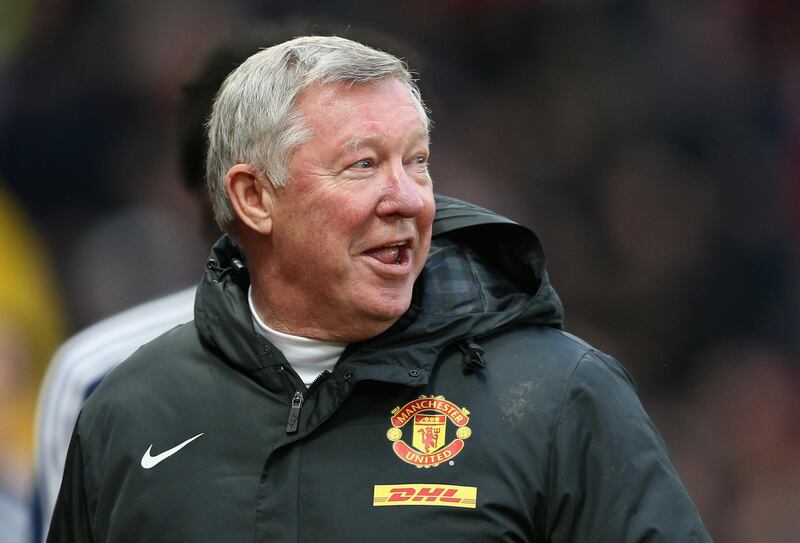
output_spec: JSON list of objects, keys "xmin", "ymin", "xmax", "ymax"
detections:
[{"xmin": 251, "ymin": 78, "xmax": 435, "ymax": 342}]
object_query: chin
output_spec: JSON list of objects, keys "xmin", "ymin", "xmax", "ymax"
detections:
[
  {"xmin": 350, "ymin": 291, "xmax": 413, "ymax": 337},
  {"xmin": 366, "ymin": 299, "xmax": 411, "ymax": 323}
]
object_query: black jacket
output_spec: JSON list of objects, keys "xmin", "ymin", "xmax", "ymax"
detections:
[{"xmin": 49, "ymin": 195, "xmax": 711, "ymax": 542}]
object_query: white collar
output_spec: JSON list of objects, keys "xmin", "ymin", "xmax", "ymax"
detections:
[{"xmin": 248, "ymin": 287, "xmax": 346, "ymax": 386}]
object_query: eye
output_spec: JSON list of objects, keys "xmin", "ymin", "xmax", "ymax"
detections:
[
  {"xmin": 413, "ymin": 153, "xmax": 428, "ymax": 165},
  {"xmin": 351, "ymin": 158, "xmax": 373, "ymax": 169}
]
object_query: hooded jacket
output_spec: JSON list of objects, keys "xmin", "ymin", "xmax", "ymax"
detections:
[{"xmin": 49, "ymin": 195, "xmax": 711, "ymax": 542}]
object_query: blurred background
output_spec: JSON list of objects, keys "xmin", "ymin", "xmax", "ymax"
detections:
[{"xmin": 0, "ymin": 0, "xmax": 798, "ymax": 541}]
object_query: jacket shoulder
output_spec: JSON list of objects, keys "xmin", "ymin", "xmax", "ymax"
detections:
[
  {"xmin": 33, "ymin": 287, "xmax": 196, "ymax": 541},
  {"xmin": 451, "ymin": 324, "xmax": 632, "ymax": 437},
  {"xmin": 482, "ymin": 324, "xmax": 623, "ymax": 383},
  {"xmin": 77, "ymin": 322, "xmax": 204, "ymax": 421}
]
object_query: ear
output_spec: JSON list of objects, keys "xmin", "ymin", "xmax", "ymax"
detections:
[{"xmin": 225, "ymin": 164, "xmax": 274, "ymax": 236}]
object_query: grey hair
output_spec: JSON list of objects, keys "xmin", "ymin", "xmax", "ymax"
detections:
[{"xmin": 206, "ymin": 35, "xmax": 429, "ymax": 233}]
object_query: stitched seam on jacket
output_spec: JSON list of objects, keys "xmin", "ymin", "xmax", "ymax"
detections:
[{"xmin": 543, "ymin": 347, "xmax": 594, "ymax": 538}]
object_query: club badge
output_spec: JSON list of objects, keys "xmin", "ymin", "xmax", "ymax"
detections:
[{"xmin": 387, "ymin": 395, "xmax": 471, "ymax": 468}]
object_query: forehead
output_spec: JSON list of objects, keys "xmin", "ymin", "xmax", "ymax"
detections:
[{"xmin": 295, "ymin": 79, "xmax": 428, "ymax": 143}]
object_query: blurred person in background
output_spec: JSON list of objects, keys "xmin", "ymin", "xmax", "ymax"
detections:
[
  {"xmin": 48, "ymin": 35, "xmax": 709, "ymax": 542},
  {"xmin": 31, "ymin": 20, "xmax": 428, "ymax": 543},
  {"xmin": 0, "ymin": 181, "xmax": 65, "ymax": 543},
  {"xmin": 29, "ymin": 27, "xmax": 229, "ymax": 542},
  {"xmin": 0, "ymin": 1, "xmax": 229, "ymax": 329}
]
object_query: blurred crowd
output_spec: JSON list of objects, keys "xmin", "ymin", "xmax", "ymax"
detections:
[{"xmin": 0, "ymin": 0, "xmax": 798, "ymax": 541}]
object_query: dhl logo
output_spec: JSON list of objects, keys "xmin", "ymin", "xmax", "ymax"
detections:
[{"xmin": 373, "ymin": 484, "xmax": 477, "ymax": 509}]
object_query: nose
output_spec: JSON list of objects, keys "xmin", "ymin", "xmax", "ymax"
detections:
[{"xmin": 375, "ymin": 162, "xmax": 426, "ymax": 218}]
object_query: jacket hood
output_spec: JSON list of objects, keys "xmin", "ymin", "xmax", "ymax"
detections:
[{"xmin": 194, "ymin": 195, "xmax": 563, "ymax": 380}]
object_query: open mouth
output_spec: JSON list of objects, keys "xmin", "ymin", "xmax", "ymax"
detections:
[{"xmin": 363, "ymin": 241, "xmax": 411, "ymax": 266}]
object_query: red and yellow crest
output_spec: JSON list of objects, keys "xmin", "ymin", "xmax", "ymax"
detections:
[{"xmin": 386, "ymin": 395, "xmax": 472, "ymax": 468}]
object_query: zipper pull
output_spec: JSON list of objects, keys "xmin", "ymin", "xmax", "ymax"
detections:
[{"xmin": 286, "ymin": 391, "xmax": 304, "ymax": 433}]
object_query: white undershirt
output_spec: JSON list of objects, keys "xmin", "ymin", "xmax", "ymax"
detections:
[{"xmin": 248, "ymin": 287, "xmax": 346, "ymax": 386}]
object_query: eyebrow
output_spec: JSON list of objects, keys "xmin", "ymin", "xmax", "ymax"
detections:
[
  {"xmin": 343, "ymin": 135, "xmax": 384, "ymax": 153},
  {"xmin": 342, "ymin": 129, "xmax": 429, "ymax": 153}
]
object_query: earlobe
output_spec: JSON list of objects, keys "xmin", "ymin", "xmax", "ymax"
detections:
[{"xmin": 225, "ymin": 164, "xmax": 274, "ymax": 235}]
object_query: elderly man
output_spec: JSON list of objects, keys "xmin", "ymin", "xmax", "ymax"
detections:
[{"xmin": 48, "ymin": 37, "xmax": 711, "ymax": 542}]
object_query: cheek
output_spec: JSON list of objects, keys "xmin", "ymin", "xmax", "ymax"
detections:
[
  {"xmin": 333, "ymin": 193, "xmax": 382, "ymax": 236},
  {"xmin": 300, "ymin": 203, "xmax": 368, "ymax": 262},
  {"xmin": 279, "ymin": 212, "xmax": 337, "ymax": 264},
  {"xmin": 335, "ymin": 206, "xmax": 368, "ymax": 231}
]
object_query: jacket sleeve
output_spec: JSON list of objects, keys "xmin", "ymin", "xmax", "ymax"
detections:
[
  {"xmin": 545, "ymin": 350, "xmax": 712, "ymax": 542},
  {"xmin": 46, "ymin": 421, "xmax": 95, "ymax": 543}
]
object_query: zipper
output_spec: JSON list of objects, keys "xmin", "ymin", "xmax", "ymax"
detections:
[
  {"xmin": 282, "ymin": 368, "xmax": 333, "ymax": 435},
  {"xmin": 286, "ymin": 391, "xmax": 304, "ymax": 433}
]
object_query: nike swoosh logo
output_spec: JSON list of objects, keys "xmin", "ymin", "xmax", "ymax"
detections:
[{"xmin": 140, "ymin": 433, "xmax": 204, "ymax": 469}]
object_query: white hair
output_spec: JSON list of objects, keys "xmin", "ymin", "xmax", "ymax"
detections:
[{"xmin": 206, "ymin": 35, "xmax": 429, "ymax": 233}]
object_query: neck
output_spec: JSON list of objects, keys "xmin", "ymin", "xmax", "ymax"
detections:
[
  {"xmin": 241, "ymin": 232, "xmax": 401, "ymax": 342},
  {"xmin": 249, "ymin": 279, "xmax": 396, "ymax": 343}
]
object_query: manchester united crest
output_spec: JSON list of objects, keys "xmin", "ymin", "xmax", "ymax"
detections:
[{"xmin": 387, "ymin": 395, "xmax": 472, "ymax": 468}]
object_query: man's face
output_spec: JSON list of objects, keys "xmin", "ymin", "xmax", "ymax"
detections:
[{"xmin": 261, "ymin": 78, "xmax": 435, "ymax": 342}]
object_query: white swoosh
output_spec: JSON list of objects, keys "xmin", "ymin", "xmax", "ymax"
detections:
[{"xmin": 140, "ymin": 433, "xmax": 204, "ymax": 469}]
